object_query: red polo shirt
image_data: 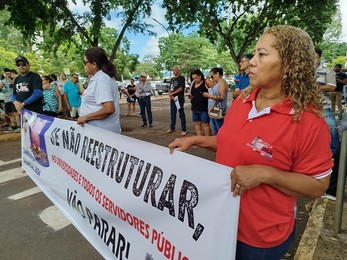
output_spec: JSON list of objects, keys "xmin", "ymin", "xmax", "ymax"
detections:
[{"xmin": 216, "ymin": 88, "xmax": 333, "ymax": 247}]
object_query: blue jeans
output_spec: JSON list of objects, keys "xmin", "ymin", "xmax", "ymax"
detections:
[
  {"xmin": 170, "ymin": 101, "xmax": 186, "ymax": 131},
  {"xmin": 138, "ymin": 96, "xmax": 152, "ymax": 124},
  {"xmin": 323, "ymin": 108, "xmax": 340, "ymax": 155},
  {"xmin": 236, "ymin": 229, "xmax": 295, "ymax": 260},
  {"xmin": 211, "ymin": 118, "xmax": 224, "ymax": 135},
  {"xmin": 344, "ymin": 85, "xmax": 347, "ymax": 104},
  {"xmin": 192, "ymin": 111, "xmax": 210, "ymax": 123}
]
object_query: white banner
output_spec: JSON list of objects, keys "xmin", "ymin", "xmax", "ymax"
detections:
[{"xmin": 21, "ymin": 109, "xmax": 240, "ymax": 260}]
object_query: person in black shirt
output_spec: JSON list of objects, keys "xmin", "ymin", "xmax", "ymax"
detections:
[
  {"xmin": 12, "ymin": 56, "xmax": 43, "ymax": 114},
  {"xmin": 330, "ymin": 64, "xmax": 347, "ymax": 119},
  {"xmin": 188, "ymin": 69, "xmax": 210, "ymax": 136},
  {"xmin": 126, "ymin": 78, "xmax": 137, "ymax": 115},
  {"xmin": 167, "ymin": 65, "xmax": 187, "ymax": 136}
]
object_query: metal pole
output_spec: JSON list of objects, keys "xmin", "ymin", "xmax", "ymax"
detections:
[
  {"xmin": 152, "ymin": 18, "xmax": 171, "ymax": 77},
  {"xmin": 334, "ymin": 125, "xmax": 347, "ymax": 234}
]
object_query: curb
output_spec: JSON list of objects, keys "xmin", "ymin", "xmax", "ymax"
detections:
[{"xmin": 294, "ymin": 198, "xmax": 328, "ymax": 260}]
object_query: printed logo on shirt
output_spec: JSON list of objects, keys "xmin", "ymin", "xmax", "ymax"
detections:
[
  {"xmin": 246, "ymin": 136, "xmax": 273, "ymax": 158},
  {"xmin": 16, "ymin": 82, "xmax": 30, "ymax": 92}
]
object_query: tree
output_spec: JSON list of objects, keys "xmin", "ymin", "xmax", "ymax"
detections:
[
  {"xmin": 319, "ymin": 8, "xmax": 346, "ymax": 65},
  {"xmin": 135, "ymin": 55, "xmax": 161, "ymax": 79},
  {"xmin": 0, "ymin": 9, "xmax": 29, "ymax": 54},
  {"xmin": 2, "ymin": 0, "xmax": 156, "ymax": 77},
  {"xmin": 162, "ymin": 0, "xmax": 338, "ymax": 64},
  {"xmin": 156, "ymin": 33, "xmax": 236, "ymax": 79}
]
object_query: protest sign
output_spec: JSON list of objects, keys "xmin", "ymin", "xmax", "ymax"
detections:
[{"xmin": 21, "ymin": 109, "xmax": 240, "ymax": 259}]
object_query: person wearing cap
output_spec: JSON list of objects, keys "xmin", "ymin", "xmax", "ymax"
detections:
[
  {"xmin": 136, "ymin": 73, "xmax": 153, "ymax": 127},
  {"xmin": 12, "ymin": 56, "xmax": 43, "ymax": 114}
]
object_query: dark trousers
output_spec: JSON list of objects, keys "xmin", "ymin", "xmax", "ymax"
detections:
[
  {"xmin": 138, "ymin": 96, "xmax": 152, "ymax": 124},
  {"xmin": 236, "ymin": 228, "xmax": 295, "ymax": 259},
  {"xmin": 326, "ymin": 145, "xmax": 341, "ymax": 196},
  {"xmin": 170, "ymin": 100, "xmax": 186, "ymax": 131}
]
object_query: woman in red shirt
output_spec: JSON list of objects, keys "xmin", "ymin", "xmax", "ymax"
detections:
[{"xmin": 169, "ymin": 25, "xmax": 333, "ymax": 259}]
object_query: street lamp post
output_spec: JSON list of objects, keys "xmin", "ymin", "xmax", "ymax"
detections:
[{"xmin": 152, "ymin": 18, "xmax": 172, "ymax": 78}]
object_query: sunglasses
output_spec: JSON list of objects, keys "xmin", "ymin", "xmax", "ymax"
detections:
[
  {"xmin": 83, "ymin": 60, "xmax": 90, "ymax": 65},
  {"xmin": 16, "ymin": 62, "xmax": 27, "ymax": 67}
]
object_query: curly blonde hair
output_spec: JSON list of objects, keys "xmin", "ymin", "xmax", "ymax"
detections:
[{"xmin": 243, "ymin": 25, "xmax": 323, "ymax": 121}]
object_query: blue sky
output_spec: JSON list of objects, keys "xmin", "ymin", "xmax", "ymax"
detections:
[{"xmin": 70, "ymin": 0, "xmax": 347, "ymax": 59}]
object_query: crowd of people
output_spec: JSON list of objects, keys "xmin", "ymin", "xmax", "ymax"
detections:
[
  {"xmin": 1, "ymin": 25, "xmax": 347, "ymax": 259},
  {"xmin": 0, "ymin": 56, "xmax": 86, "ymax": 133}
]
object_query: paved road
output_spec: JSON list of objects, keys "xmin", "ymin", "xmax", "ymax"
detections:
[
  {"xmin": 0, "ymin": 140, "xmax": 103, "ymax": 259},
  {"xmin": 0, "ymin": 93, "xmax": 313, "ymax": 259}
]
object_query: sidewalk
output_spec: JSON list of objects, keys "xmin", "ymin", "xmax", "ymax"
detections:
[
  {"xmin": 294, "ymin": 192, "xmax": 347, "ymax": 259},
  {"xmin": 295, "ymin": 112, "xmax": 347, "ymax": 260}
]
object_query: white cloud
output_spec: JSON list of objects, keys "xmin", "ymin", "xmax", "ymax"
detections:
[
  {"xmin": 68, "ymin": 0, "xmax": 90, "ymax": 13},
  {"xmin": 141, "ymin": 36, "xmax": 161, "ymax": 57}
]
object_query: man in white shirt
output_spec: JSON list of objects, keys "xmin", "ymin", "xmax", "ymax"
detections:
[{"xmin": 136, "ymin": 73, "xmax": 153, "ymax": 127}]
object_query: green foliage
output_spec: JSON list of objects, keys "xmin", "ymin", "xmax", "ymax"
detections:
[
  {"xmin": 332, "ymin": 56, "xmax": 346, "ymax": 67},
  {"xmin": 0, "ymin": 7, "xmax": 141, "ymax": 79},
  {"xmin": 1, "ymin": 0, "xmax": 154, "ymax": 78},
  {"xmin": 317, "ymin": 7, "xmax": 346, "ymax": 67},
  {"xmin": 0, "ymin": 46, "xmax": 17, "ymax": 70},
  {"xmin": 135, "ymin": 55, "xmax": 161, "ymax": 79},
  {"xmin": 162, "ymin": 0, "xmax": 339, "ymax": 64},
  {"xmin": 156, "ymin": 33, "xmax": 237, "ymax": 79}
]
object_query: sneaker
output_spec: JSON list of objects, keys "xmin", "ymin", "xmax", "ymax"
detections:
[
  {"xmin": 166, "ymin": 129, "xmax": 175, "ymax": 134},
  {"xmin": 181, "ymin": 131, "xmax": 187, "ymax": 136},
  {"xmin": 4, "ymin": 127, "xmax": 15, "ymax": 133},
  {"xmin": 141, "ymin": 123, "xmax": 147, "ymax": 127},
  {"xmin": 321, "ymin": 193, "xmax": 336, "ymax": 201},
  {"xmin": 14, "ymin": 128, "xmax": 21, "ymax": 133}
]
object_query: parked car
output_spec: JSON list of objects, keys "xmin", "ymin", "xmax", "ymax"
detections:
[
  {"xmin": 154, "ymin": 79, "xmax": 171, "ymax": 95},
  {"xmin": 154, "ymin": 79, "xmax": 191, "ymax": 95},
  {"xmin": 116, "ymin": 81, "xmax": 127, "ymax": 99}
]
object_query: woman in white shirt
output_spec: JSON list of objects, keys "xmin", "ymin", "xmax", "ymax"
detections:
[{"xmin": 77, "ymin": 47, "xmax": 121, "ymax": 134}]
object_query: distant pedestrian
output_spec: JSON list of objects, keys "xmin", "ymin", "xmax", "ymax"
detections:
[
  {"xmin": 233, "ymin": 54, "xmax": 252, "ymax": 98},
  {"xmin": 0, "ymin": 68, "xmax": 20, "ymax": 132},
  {"xmin": 77, "ymin": 47, "xmax": 121, "ymax": 133},
  {"xmin": 63, "ymin": 73, "xmax": 81, "ymax": 119},
  {"xmin": 41, "ymin": 75, "xmax": 61, "ymax": 117},
  {"xmin": 188, "ymin": 69, "xmax": 210, "ymax": 136},
  {"xmin": 12, "ymin": 56, "xmax": 43, "ymax": 114},
  {"xmin": 203, "ymin": 67, "xmax": 228, "ymax": 135},
  {"xmin": 330, "ymin": 64, "xmax": 347, "ymax": 119},
  {"xmin": 136, "ymin": 73, "xmax": 153, "ymax": 127},
  {"xmin": 56, "ymin": 73, "xmax": 68, "ymax": 118},
  {"xmin": 167, "ymin": 65, "xmax": 187, "ymax": 136},
  {"xmin": 315, "ymin": 48, "xmax": 340, "ymax": 200},
  {"xmin": 126, "ymin": 78, "xmax": 137, "ymax": 116},
  {"xmin": 315, "ymin": 47, "xmax": 339, "ymax": 155}
]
